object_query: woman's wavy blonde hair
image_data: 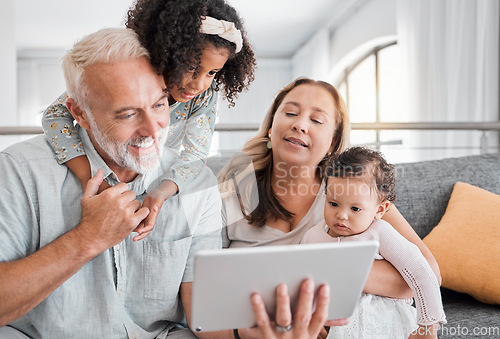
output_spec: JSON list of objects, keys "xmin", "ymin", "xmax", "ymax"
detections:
[{"xmin": 219, "ymin": 78, "xmax": 350, "ymax": 227}]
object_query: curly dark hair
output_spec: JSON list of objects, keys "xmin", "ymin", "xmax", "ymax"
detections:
[
  {"xmin": 325, "ymin": 146, "xmax": 396, "ymax": 202},
  {"xmin": 127, "ymin": 0, "xmax": 256, "ymax": 106}
]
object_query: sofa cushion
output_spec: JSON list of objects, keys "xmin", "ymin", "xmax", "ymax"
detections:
[{"xmin": 423, "ymin": 182, "xmax": 500, "ymax": 304}]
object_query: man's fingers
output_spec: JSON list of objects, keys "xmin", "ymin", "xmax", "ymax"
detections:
[
  {"xmin": 82, "ymin": 169, "xmax": 103, "ymax": 199},
  {"xmin": 129, "ymin": 199, "xmax": 143, "ymax": 214},
  {"xmin": 134, "ymin": 206, "xmax": 150, "ymax": 222},
  {"xmin": 122, "ymin": 190, "xmax": 141, "ymax": 205}
]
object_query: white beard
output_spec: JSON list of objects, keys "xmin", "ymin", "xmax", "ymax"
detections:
[{"xmin": 86, "ymin": 113, "xmax": 168, "ymax": 175}]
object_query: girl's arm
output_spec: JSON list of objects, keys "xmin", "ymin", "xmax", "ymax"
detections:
[
  {"xmin": 364, "ymin": 205, "xmax": 441, "ymax": 299},
  {"xmin": 383, "ymin": 205, "xmax": 441, "ymax": 283},
  {"xmin": 375, "ymin": 220, "xmax": 446, "ymax": 323},
  {"xmin": 42, "ymin": 92, "xmax": 91, "ymax": 188},
  {"xmin": 167, "ymin": 86, "xmax": 218, "ymax": 192},
  {"xmin": 364, "ymin": 260, "xmax": 412, "ymax": 298},
  {"xmin": 136, "ymin": 87, "xmax": 218, "ymax": 238},
  {"xmin": 66, "ymin": 156, "xmax": 92, "ymax": 189}
]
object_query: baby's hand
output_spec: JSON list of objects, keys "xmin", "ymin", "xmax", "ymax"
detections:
[{"xmin": 133, "ymin": 180, "xmax": 178, "ymax": 241}]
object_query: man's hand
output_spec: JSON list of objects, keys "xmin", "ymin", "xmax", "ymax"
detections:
[
  {"xmin": 76, "ymin": 169, "xmax": 149, "ymax": 255},
  {"xmin": 0, "ymin": 169, "xmax": 149, "ymax": 325}
]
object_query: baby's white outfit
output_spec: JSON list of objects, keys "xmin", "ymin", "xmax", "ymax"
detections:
[{"xmin": 301, "ymin": 219, "xmax": 447, "ymax": 338}]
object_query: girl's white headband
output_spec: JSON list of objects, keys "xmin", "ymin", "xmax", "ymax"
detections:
[{"xmin": 200, "ymin": 16, "xmax": 243, "ymax": 53}]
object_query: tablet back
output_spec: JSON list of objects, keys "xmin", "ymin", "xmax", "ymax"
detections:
[{"xmin": 191, "ymin": 241, "xmax": 378, "ymax": 332}]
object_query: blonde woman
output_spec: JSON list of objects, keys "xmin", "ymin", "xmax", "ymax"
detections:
[{"xmin": 219, "ymin": 78, "xmax": 440, "ymax": 339}]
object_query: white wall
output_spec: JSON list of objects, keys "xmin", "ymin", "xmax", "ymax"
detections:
[
  {"xmin": 10, "ymin": 0, "xmax": 495, "ymax": 158},
  {"xmin": 5, "ymin": 0, "xmax": 397, "ymax": 154},
  {"xmin": 215, "ymin": 58, "xmax": 293, "ymax": 154},
  {"xmin": 329, "ymin": 0, "xmax": 397, "ymax": 70},
  {"xmin": 0, "ymin": 0, "xmax": 17, "ymax": 125},
  {"xmin": 291, "ymin": 28, "xmax": 331, "ymax": 81},
  {"xmin": 289, "ymin": 0, "xmax": 397, "ymax": 84},
  {"xmin": 17, "ymin": 49, "xmax": 66, "ymax": 126},
  {"xmin": 0, "ymin": 0, "xmax": 20, "ymax": 151}
]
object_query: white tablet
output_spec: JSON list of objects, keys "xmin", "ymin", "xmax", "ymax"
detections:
[{"xmin": 191, "ymin": 241, "xmax": 379, "ymax": 332}]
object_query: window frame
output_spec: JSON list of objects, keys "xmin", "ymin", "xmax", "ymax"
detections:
[{"xmin": 336, "ymin": 40, "xmax": 397, "ymax": 148}]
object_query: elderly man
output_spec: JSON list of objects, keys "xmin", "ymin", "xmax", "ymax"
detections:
[{"xmin": 0, "ymin": 28, "xmax": 222, "ymax": 338}]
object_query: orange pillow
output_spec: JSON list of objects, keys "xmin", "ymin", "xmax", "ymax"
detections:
[{"xmin": 423, "ymin": 182, "xmax": 500, "ymax": 304}]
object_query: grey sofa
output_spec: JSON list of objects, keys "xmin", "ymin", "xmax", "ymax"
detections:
[
  {"xmin": 206, "ymin": 152, "xmax": 500, "ymax": 339},
  {"xmin": 394, "ymin": 152, "xmax": 500, "ymax": 339}
]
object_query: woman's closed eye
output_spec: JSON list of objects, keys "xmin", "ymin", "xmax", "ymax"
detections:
[
  {"xmin": 285, "ymin": 112, "xmax": 298, "ymax": 117},
  {"xmin": 311, "ymin": 118, "xmax": 323, "ymax": 124}
]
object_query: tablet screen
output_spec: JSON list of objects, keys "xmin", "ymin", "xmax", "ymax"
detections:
[{"xmin": 191, "ymin": 241, "xmax": 378, "ymax": 332}]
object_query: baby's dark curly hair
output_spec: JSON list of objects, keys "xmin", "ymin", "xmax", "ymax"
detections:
[
  {"xmin": 324, "ymin": 146, "xmax": 396, "ymax": 202},
  {"xmin": 127, "ymin": 0, "xmax": 256, "ymax": 106}
]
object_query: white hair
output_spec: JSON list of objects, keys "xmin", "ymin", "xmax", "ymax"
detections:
[{"xmin": 62, "ymin": 27, "xmax": 150, "ymax": 111}]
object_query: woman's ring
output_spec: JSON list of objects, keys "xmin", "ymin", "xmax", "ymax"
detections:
[{"xmin": 275, "ymin": 323, "xmax": 292, "ymax": 332}]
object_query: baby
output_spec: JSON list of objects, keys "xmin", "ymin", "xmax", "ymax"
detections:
[{"xmin": 301, "ymin": 146, "xmax": 446, "ymax": 338}]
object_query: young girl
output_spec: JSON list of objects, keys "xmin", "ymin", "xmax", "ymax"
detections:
[
  {"xmin": 301, "ymin": 147, "xmax": 446, "ymax": 339},
  {"xmin": 42, "ymin": 0, "xmax": 256, "ymax": 240}
]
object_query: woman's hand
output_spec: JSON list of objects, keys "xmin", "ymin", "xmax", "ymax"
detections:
[{"xmin": 240, "ymin": 279, "xmax": 344, "ymax": 339}]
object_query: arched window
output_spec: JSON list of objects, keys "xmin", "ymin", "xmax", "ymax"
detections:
[
  {"xmin": 334, "ymin": 36, "xmax": 498, "ymax": 162},
  {"xmin": 335, "ymin": 38, "xmax": 406, "ymax": 159}
]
